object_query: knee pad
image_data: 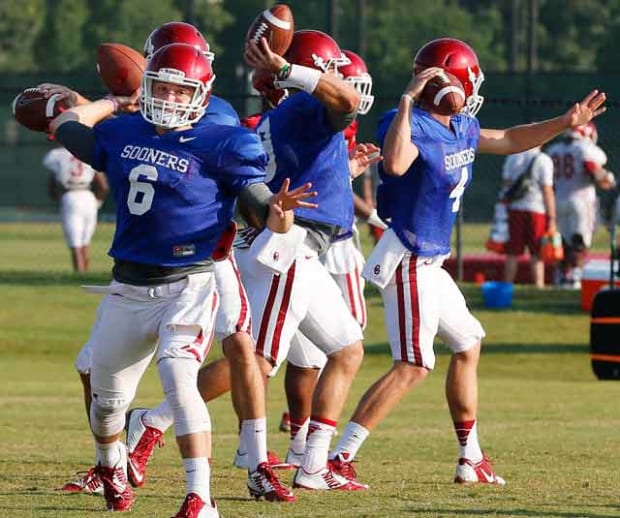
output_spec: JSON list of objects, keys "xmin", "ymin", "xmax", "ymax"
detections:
[
  {"xmin": 158, "ymin": 357, "xmax": 211, "ymax": 436},
  {"xmin": 90, "ymin": 393, "xmax": 129, "ymax": 437}
]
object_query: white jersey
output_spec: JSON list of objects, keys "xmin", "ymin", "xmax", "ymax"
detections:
[
  {"xmin": 43, "ymin": 147, "xmax": 97, "ymax": 191},
  {"xmin": 501, "ymin": 147, "xmax": 554, "ymax": 214},
  {"xmin": 546, "ymin": 139, "xmax": 607, "ymax": 201}
]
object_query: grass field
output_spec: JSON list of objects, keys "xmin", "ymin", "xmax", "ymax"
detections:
[{"xmin": 1, "ymin": 222, "xmax": 619, "ymax": 518}]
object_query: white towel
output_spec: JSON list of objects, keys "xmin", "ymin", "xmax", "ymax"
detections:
[
  {"xmin": 362, "ymin": 228, "xmax": 408, "ymax": 289},
  {"xmin": 254, "ymin": 225, "xmax": 308, "ymax": 275}
]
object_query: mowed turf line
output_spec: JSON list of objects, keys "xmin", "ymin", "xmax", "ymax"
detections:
[{"xmin": 0, "ymin": 222, "xmax": 619, "ymax": 517}]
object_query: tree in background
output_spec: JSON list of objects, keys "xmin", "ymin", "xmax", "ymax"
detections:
[{"xmin": 0, "ymin": 0, "xmax": 45, "ymax": 72}]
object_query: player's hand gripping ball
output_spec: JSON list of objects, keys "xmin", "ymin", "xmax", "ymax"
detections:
[
  {"xmin": 12, "ymin": 88, "xmax": 71, "ymax": 132},
  {"xmin": 96, "ymin": 43, "xmax": 146, "ymax": 96},
  {"xmin": 421, "ymin": 70, "xmax": 466, "ymax": 116},
  {"xmin": 245, "ymin": 3, "xmax": 294, "ymax": 56}
]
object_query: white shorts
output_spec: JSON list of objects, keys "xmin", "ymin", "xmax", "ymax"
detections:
[
  {"xmin": 382, "ymin": 254, "xmax": 485, "ymax": 370},
  {"xmin": 60, "ymin": 190, "xmax": 98, "ymax": 248},
  {"xmin": 287, "ymin": 331, "xmax": 328, "ymax": 370},
  {"xmin": 321, "ymin": 237, "xmax": 367, "ymax": 329},
  {"xmin": 214, "ymin": 253, "xmax": 252, "ymax": 342},
  {"xmin": 236, "ymin": 246, "xmax": 363, "ymax": 375},
  {"xmin": 85, "ymin": 273, "xmax": 218, "ymax": 405},
  {"xmin": 557, "ymin": 196, "xmax": 596, "ymax": 248}
]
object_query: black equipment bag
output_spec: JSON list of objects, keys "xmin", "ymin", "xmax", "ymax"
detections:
[{"xmin": 590, "ymin": 197, "xmax": 620, "ymax": 380}]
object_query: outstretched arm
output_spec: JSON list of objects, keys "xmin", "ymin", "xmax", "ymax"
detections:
[{"xmin": 478, "ymin": 90, "xmax": 606, "ymax": 155}]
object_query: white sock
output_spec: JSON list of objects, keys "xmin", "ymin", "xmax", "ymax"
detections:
[
  {"xmin": 289, "ymin": 417, "xmax": 309, "ymax": 455},
  {"xmin": 142, "ymin": 401, "xmax": 174, "ymax": 432},
  {"xmin": 240, "ymin": 418, "xmax": 268, "ymax": 471},
  {"xmin": 329, "ymin": 421, "xmax": 369, "ymax": 461},
  {"xmin": 97, "ymin": 440, "xmax": 122, "ymax": 468},
  {"xmin": 302, "ymin": 419, "xmax": 336, "ymax": 474},
  {"xmin": 184, "ymin": 457, "xmax": 210, "ymax": 503},
  {"xmin": 456, "ymin": 420, "xmax": 482, "ymax": 462}
]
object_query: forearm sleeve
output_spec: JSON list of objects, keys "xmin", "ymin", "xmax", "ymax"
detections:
[
  {"xmin": 238, "ymin": 182, "xmax": 272, "ymax": 228},
  {"xmin": 54, "ymin": 121, "xmax": 97, "ymax": 167}
]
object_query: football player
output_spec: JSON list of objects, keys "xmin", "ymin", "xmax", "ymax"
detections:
[
  {"xmin": 236, "ymin": 29, "xmax": 370, "ymax": 491},
  {"xmin": 328, "ymin": 37, "xmax": 606, "ymax": 486},
  {"xmin": 546, "ymin": 122, "xmax": 614, "ymax": 288},
  {"xmin": 44, "ymin": 142, "xmax": 108, "ymax": 272},
  {"xmin": 49, "ymin": 43, "xmax": 314, "ymax": 516}
]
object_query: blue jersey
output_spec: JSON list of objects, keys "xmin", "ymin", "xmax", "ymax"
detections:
[
  {"xmin": 92, "ymin": 114, "xmax": 266, "ymax": 266},
  {"xmin": 199, "ymin": 94, "xmax": 240, "ymax": 127},
  {"xmin": 376, "ymin": 107, "xmax": 480, "ymax": 256},
  {"xmin": 255, "ymin": 92, "xmax": 353, "ymax": 230}
]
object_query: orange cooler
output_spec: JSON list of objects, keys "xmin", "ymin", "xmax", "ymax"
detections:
[{"xmin": 581, "ymin": 259, "xmax": 620, "ymax": 312}]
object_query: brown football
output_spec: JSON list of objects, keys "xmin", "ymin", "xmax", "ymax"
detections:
[
  {"xmin": 421, "ymin": 70, "xmax": 466, "ymax": 116},
  {"xmin": 245, "ymin": 4, "xmax": 294, "ymax": 56},
  {"xmin": 96, "ymin": 43, "xmax": 146, "ymax": 96},
  {"xmin": 12, "ymin": 88, "xmax": 71, "ymax": 132}
]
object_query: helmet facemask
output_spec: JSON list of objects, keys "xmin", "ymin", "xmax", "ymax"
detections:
[
  {"xmin": 463, "ymin": 66, "xmax": 485, "ymax": 117},
  {"xmin": 140, "ymin": 68, "xmax": 215, "ymax": 129},
  {"xmin": 345, "ymin": 73, "xmax": 374, "ymax": 115}
]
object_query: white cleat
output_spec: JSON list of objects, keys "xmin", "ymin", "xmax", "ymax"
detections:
[
  {"xmin": 454, "ymin": 453, "xmax": 506, "ymax": 486},
  {"xmin": 293, "ymin": 465, "xmax": 368, "ymax": 491}
]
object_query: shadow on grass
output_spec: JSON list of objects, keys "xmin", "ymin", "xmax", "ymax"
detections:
[
  {"xmin": 364, "ymin": 342, "xmax": 589, "ymax": 356},
  {"xmin": 0, "ymin": 269, "xmax": 110, "ymax": 286},
  {"xmin": 404, "ymin": 507, "xmax": 619, "ymax": 518}
]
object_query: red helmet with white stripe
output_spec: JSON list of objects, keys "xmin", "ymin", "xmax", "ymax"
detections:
[
  {"xmin": 144, "ymin": 22, "xmax": 214, "ymax": 63},
  {"xmin": 340, "ymin": 50, "xmax": 374, "ymax": 115},
  {"xmin": 414, "ymin": 38, "xmax": 484, "ymax": 116},
  {"xmin": 140, "ymin": 43, "xmax": 215, "ymax": 128},
  {"xmin": 284, "ymin": 30, "xmax": 350, "ymax": 73},
  {"xmin": 566, "ymin": 122, "xmax": 598, "ymax": 144}
]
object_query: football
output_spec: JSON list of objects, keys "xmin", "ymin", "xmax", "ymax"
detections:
[
  {"xmin": 245, "ymin": 4, "xmax": 294, "ymax": 56},
  {"xmin": 421, "ymin": 70, "xmax": 466, "ymax": 116},
  {"xmin": 96, "ymin": 43, "xmax": 146, "ymax": 96},
  {"xmin": 12, "ymin": 88, "xmax": 71, "ymax": 132}
]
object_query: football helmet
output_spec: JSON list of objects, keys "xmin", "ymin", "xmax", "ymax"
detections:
[
  {"xmin": 252, "ymin": 68, "xmax": 288, "ymax": 108},
  {"xmin": 284, "ymin": 30, "xmax": 350, "ymax": 73},
  {"xmin": 140, "ymin": 43, "xmax": 215, "ymax": 129},
  {"xmin": 566, "ymin": 121, "xmax": 598, "ymax": 144},
  {"xmin": 340, "ymin": 50, "xmax": 374, "ymax": 115},
  {"xmin": 414, "ymin": 38, "xmax": 484, "ymax": 116},
  {"xmin": 144, "ymin": 22, "xmax": 214, "ymax": 63}
]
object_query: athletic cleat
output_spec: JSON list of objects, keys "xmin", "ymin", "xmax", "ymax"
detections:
[
  {"xmin": 96, "ymin": 445, "xmax": 134, "ymax": 512},
  {"xmin": 293, "ymin": 466, "xmax": 368, "ymax": 491},
  {"xmin": 279, "ymin": 411, "xmax": 291, "ymax": 432},
  {"xmin": 56, "ymin": 466, "xmax": 104, "ymax": 495},
  {"xmin": 247, "ymin": 462, "xmax": 296, "ymax": 502},
  {"xmin": 234, "ymin": 449, "xmax": 291, "ymax": 470},
  {"xmin": 328, "ymin": 452, "xmax": 360, "ymax": 482},
  {"xmin": 126, "ymin": 407, "xmax": 165, "ymax": 488},
  {"xmin": 454, "ymin": 452, "xmax": 506, "ymax": 486},
  {"xmin": 284, "ymin": 448, "xmax": 305, "ymax": 469},
  {"xmin": 172, "ymin": 492, "xmax": 219, "ymax": 518}
]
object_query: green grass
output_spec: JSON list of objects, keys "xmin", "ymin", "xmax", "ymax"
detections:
[{"xmin": 1, "ymin": 223, "xmax": 619, "ymax": 518}]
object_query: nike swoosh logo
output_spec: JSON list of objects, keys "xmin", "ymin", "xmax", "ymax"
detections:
[
  {"xmin": 179, "ymin": 136, "xmax": 197, "ymax": 143},
  {"xmin": 479, "ymin": 468, "xmax": 495, "ymax": 483}
]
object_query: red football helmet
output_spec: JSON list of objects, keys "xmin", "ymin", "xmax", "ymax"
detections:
[
  {"xmin": 414, "ymin": 38, "xmax": 484, "ymax": 116},
  {"xmin": 252, "ymin": 68, "xmax": 288, "ymax": 108},
  {"xmin": 140, "ymin": 43, "xmax": 215, "ymax": 129},
  {"xmin": 283, "ymin": 30, "xmax": 350, "ymax": 73},
  {"xmin": 144, "ymin": 22, "xmax": 214, "ymax": 63},
  {"xmin": 340, "ymin": 50, "xmax": 374, "ymax": 115},
  {"xmin": 566, "ymin": 121, "xmax": 598, "ymax": 144}
]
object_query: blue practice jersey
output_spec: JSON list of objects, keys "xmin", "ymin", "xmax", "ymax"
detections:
[
  {"xmin": 199, "ymin": 94, "xmax": 240, "ymax": 127},
  {"xmin": 255, "ymin": 92, "xmax": 353, "ymax": 230},
  {"xmin": 92, "ymin": 114, "xmax": 267, "ymax": 266},
  {"xmin": 376, "ymin": 107, "xmax": 480, "ymax": 256}
]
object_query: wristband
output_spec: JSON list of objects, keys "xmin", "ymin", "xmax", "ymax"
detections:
[
  {"xmin": 274, "ymin": 64, "xmax": 321, "ymax": 94},
  {"xmin": 277, "ymin": 63, "xmax": 292, "ymax": 80},
  {"xmin": 401, "ymin": 94, "xmax": 415, "ymax": 104},
  {"xmin": 104, "ymin": 95, "xmax": 120, "ymax": 113}
]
